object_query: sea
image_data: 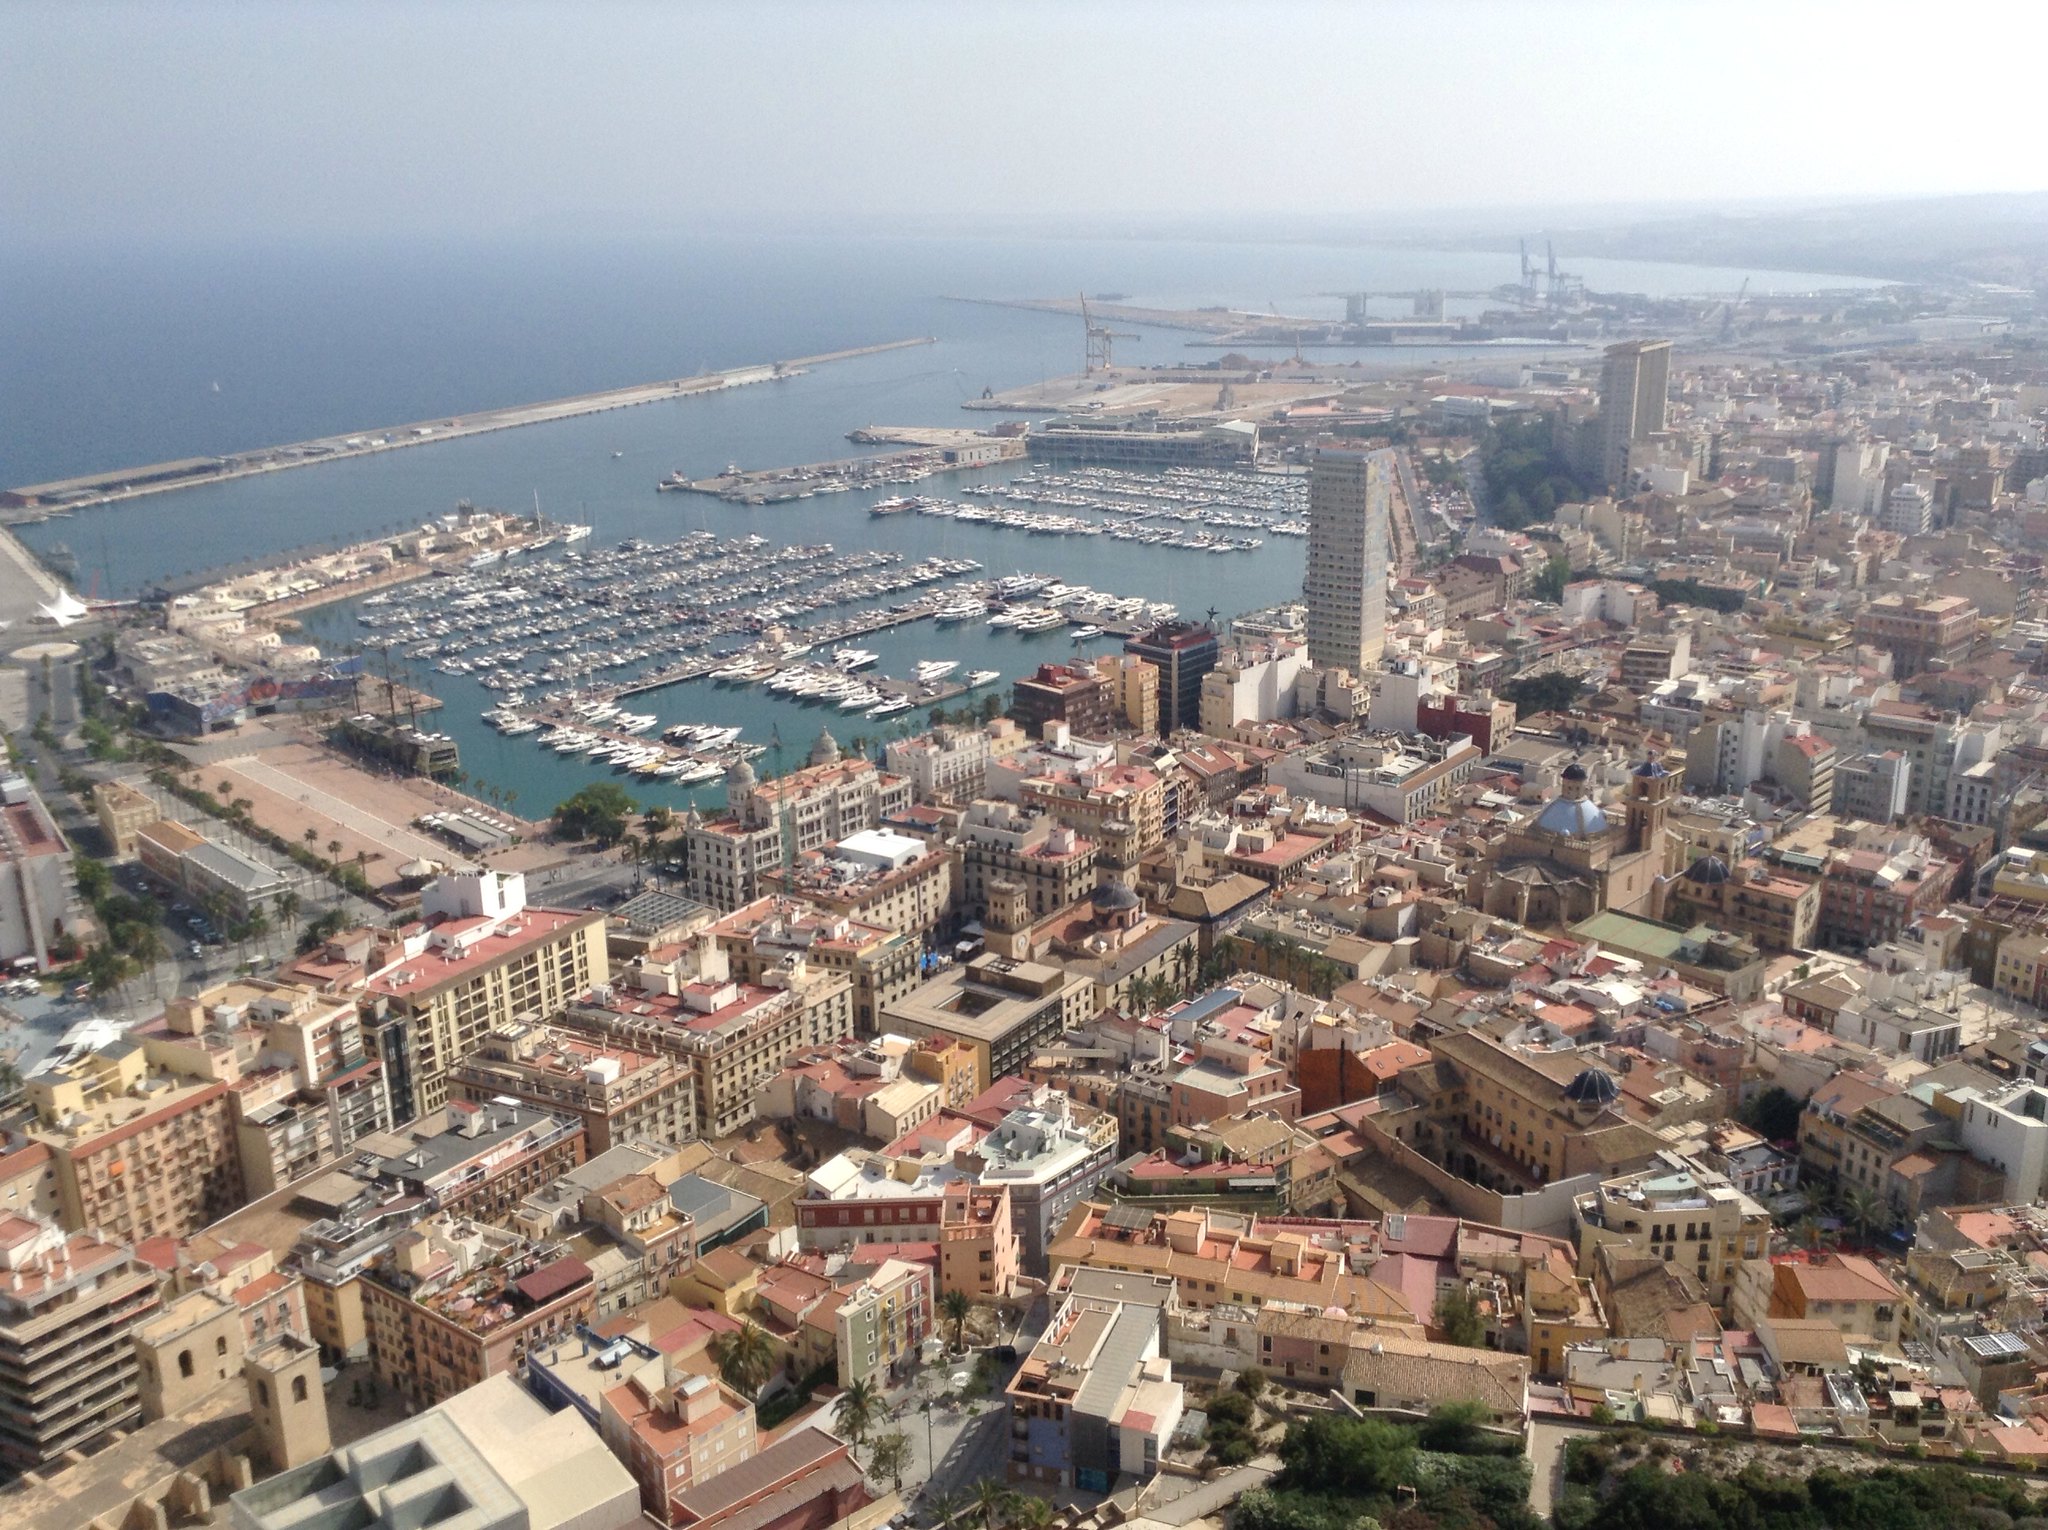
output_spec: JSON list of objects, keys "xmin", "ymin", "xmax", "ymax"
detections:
[{"xmin": 0, "ymin": 231, "xmax": 1884, "ymax": 814}]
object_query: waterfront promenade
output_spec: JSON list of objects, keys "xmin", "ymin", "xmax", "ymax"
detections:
[{"xmin": 2, "ymin": 336, "xmax": 937, "ymax": 520}]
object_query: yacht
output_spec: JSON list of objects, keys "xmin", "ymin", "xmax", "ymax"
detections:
[
  {"xmin": 913, "ymin": 659, "xmax": 959, "ymax": 682},
  {"xmin": 964, "ymin": 669, "xmax": 1001, "ymax": 689},
  {"xmin": 560, "ymin": 523, "xmax": 594, "ymax": 543},
  {"xmin": 1070, "ymin": 625, "xmax": 1104, "ymax": 640},
  {"xmin": 866, "ymin": 697, "xmax": 914, "ymax": 719},
  {"xmin": 833, "ymin": 647, "xmax": 879, "ymax": 671},
  {"xmin": 1013, "ymin": 609, "xmax": 1065, "ymax": 632}
]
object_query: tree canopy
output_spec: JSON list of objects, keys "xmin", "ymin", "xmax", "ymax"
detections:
[{"xmin": 553, "ymin": 781, "xmax": 638, "ymax": 845}]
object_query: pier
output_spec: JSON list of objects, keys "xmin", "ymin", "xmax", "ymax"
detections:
[
  {"xmin": 0, "ymin": 337, "xmax": 938, "ymax": 521},
  {"xmin": 673, "ymin": 435, "xmax": 1024, "ymax": 504}
]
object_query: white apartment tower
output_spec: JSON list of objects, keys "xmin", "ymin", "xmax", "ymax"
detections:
[{"xmin": 1304, "ymin": 445, "xmax": 1393, "ymax": 676}]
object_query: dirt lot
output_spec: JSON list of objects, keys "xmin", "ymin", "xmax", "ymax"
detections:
[{"xmin": 200, "ymin": 740, "xmax": 543, "ymax": 896}]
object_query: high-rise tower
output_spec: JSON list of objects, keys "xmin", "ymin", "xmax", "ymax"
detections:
[
  {"xmin": 1595, "ymin": 339, "xmax": 1672, "ymax": 488},
  {"xmin": 1304, "ymin": 445, "xmax": 1393, "ymax": 676}
]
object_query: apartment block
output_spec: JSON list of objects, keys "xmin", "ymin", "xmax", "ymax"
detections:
[
  {"xmin": 1573, "ymin": 1156, "xmax": 1769, "ymax": 1314},
  {"xmin": 360, "ymin": 870, "xmax": 609, "ymax": 1123},
  {"xmin": 20, "ymin": 1038, "xmax": 246, "ymax": 1243},
  {"xmin": 450, "ymin": 1022, "xmax": 696, "ymax": 1153},
  {"xmin": 958, "ymin": 801, "xmax": 1097, "ymax": 924},
  {"xmin": 371, "ymin": 1098, "xmax": 587, "ymax": 1225},
  {"xmin": 566, "ymin": 931, "xmax": 854, "ymax": 1139},
  {"xmin": 361, "ymin": 1217, "xmax": 596, "ymax": 1409},
  {"xmin": 1305, "ymin": 446, "xmax": 1393, "ymax": 676},
  {"xmin": 760, "ymin": 828, "xmax": 953, "ymax": 945},
  {"xmin": 0, "ymin": 1214, "xmax": 161, "ymax": 1472},
  {"xmin": 682, "ymin": 753, "xmax": 911, "ymax": 911},
  {"xmin": 709, "ymin": 895, "xmax": 920, "ymax": 1040},
  {"xmin": 835, "ymin": 1254, "xmax": 933, "ymax": 1391}
]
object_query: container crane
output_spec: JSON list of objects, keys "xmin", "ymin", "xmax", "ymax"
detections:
[{"xmin": 1079, "ymin": 294, "xmax": 1139, "ymax": 374}]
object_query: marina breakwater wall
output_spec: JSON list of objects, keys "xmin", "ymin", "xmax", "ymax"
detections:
[{"xmin": 2, "ymin": 336, "xmax": 938, "ymax": 521}]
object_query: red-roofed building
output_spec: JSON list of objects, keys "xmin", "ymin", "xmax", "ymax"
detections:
[
  {"xmin": 359, "ymin": 870, "xmax": 608, "ymax": 1124},
  {"xmin": 361, "ymin": 1216, "xmax": 597, "ymax": 1408}
]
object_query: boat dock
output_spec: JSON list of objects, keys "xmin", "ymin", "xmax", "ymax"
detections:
[
  {"xmin": 672, "ymin": 437, "xmax": 1024, "ymax": 504},
  {"xmin": 0, "ymin": 337, "xmax": 938, "ymax": 521},
  {"xmin": 607, "ymin": 589, "xmax": 976, "ymax": 700}
]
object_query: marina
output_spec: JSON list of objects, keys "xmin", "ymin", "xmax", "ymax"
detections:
[
  {"xmin": 316, "ymin": 512, "xmax": 1191, "ymax": 804},
  {"xmin": 670, "ymin": 437, "xmax": 1026, "ymax": 503}
]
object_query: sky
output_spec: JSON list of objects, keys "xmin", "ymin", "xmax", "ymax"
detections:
[{"xmin": 4, "ymin": 0, "xmax": 2043, "ymax": 245}]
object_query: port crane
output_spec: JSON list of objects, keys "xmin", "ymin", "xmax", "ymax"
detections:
[
  {"xmin": 1079, "ymin": 294, "xmax": 1139, "ymax": 374},
  {"xmin": 1719, "ymin": 276, "xmax": 1750, "ymax": 342}
]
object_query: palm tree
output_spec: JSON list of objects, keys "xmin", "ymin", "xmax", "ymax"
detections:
[
  {"xmin": 867, "ymin": 1429, "xmax": 911, "ymax": 1491},
  {"xmin": 940, "ymin": 1288, "xmax": 974, "ymax": 1352},
  {"xmin": 277, "ymin": 890, "xmax": 302, "ymax": 943},
  {"xmin": 711, "ymin": 1321, "xmax": 775, "ymax": 1396},
  {"xmin": 834, "ymin": 1377, "xmax": 882, "ymax": 1449},
  {"xmin": 973, "ymin": 1480, "xmax": 1016, "ymax": 1530},
  {"xmin": 327, "ymin": 839, "xmax": 343, "ymax": 861},
  {"xmin": 1006, "ymin": 1496, "xmax": 1054, "ymax": 1530},
  {"xmin": 80, "ymin": 943, "xmax": 129, "ymax": 1007},
  {"xmin": 924, "ymin": 1490, "xmax": 967, "ymax": 1528},
  {"xmin": 1842, "ymin": 1185, "xmax": 1891, "ymax": 1243}
]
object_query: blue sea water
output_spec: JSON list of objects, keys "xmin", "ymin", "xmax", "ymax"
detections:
[{"xmin": 0, "ymin": 231, "xmax": 1883, "ymax": 811}]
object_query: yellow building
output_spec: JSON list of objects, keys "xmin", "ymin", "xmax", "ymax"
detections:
[
  {"xmin": 359, "ymin": 871, "xmax": 609, "ymax": 1123},
  {"xmin": 22, "ymin": 1039, "xmax": 246, "ymax": 1243},
  {"xmin": 93, "ymin": 779, "xmax": 159, "ymax": 858}
]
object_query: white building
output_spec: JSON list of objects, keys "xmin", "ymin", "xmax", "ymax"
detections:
[
  {"xmin": 1879, "ymin": 481, "xmax": 1934, "ymax": 537},
  {"xmin": 1198, "ymin": 640, "xmax": 1307, "ymax": 734},
  {"xmin": 0, "ymin": 775, "xmax": 72, "ymax": 970},
  {"xmin": 1950, "ymin": 1082, "xmax": 2048, "ymax": 1205},
  {"xmin": 885, "ymin": 725, "xmax": 992, "ymax": 803}
]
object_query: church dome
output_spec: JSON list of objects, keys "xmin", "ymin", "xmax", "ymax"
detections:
[
  {"xmin": 1684, "ymin": 854, "xmax": 1731, "ymax": 885},
  {"xmin": 725, "ymin": 756, "xmax": 757, "ymax": 790},
  {"xmin": 1633, "ymin": 756, "xmax": 1670, "ymax": 779},
  {"xmin": 1560, "ymin": 761, "xmax": 1588, "ymax": 784},
  {"xmin": 1091, "ymin": 881, "xmax": 1141, "ymax": 915},
  {"xmin": 1564, "ymin": 1067, "xmax": 1621, "ymax": 1108},
  {"xmin": 1531, "ymin": 795, "xmax": 1609, "ymax": 837}
]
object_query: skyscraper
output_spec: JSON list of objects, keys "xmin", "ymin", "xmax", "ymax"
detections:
[
  {"xmin": 1304, "ymin": 445, "xmax": 1393, "ymax": 676},
  {"xmin": 1595, "ymin": 338, "xmax": 1672, "ymax": 487}
]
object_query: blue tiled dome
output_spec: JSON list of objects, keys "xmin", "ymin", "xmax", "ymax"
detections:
[{"xmin": 1532, "ymin": 796, "xmax": 1609, "ymax": 836}]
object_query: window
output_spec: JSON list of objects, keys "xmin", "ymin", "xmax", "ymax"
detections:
[
  {"xmin": 179, "ymin": 1350, "xmax": 195, "ymax": 1378},
  {"xmin": 292, "ymin": 1375, "xmax": 308, "ymax": 1403}
]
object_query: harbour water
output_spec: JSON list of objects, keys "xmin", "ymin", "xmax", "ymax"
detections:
[{"xmin": 4, "ymin": 231, "xmax": 1887, "ymax": 814}]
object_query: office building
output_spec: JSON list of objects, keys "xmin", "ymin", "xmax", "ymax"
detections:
[
  {"xmin": 1122, "ymin": 621, "xmax": 1219, "ymax": 736},
  {"xmin": 0, "ymin": 776, "xmax": 70, "ymax": 971},
  {"xmin": 1304, "ymin": 446, "xmax": 1394, "ymax": 677},
  {"xmin": 135, "ymin": 816, "xmax": 294, "ymax": 922}
]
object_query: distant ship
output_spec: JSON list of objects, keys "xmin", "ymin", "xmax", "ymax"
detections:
[{"xmin": 560, "ymin": 524, "xmax": 593, "ymax": 543}]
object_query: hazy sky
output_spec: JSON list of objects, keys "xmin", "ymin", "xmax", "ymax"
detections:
[{"xmin": 4, "ymin": 0, "xmax": 2041, "ymax": 244}]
